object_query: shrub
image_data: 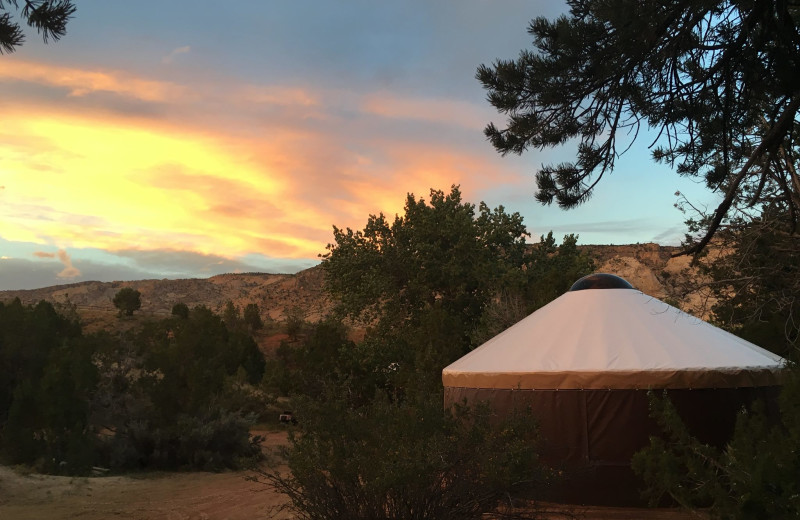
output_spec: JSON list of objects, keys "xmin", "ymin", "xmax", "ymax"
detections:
[
  {"xmin": 259, "ymin": 391, "xmax": 547, "ymax": 520},
  {"xmin": 632, "ymin": 366, "xmax": 800, "ymax": 518}
]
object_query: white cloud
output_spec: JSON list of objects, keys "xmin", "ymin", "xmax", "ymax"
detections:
[{"xmin": 162, "ymin": 45, "xmax": 191, "ymax": 64}]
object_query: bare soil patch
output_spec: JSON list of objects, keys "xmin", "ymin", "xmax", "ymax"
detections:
[{"xmin": 0, "ymin": 431, "xmax": 291, "ymax": 520}]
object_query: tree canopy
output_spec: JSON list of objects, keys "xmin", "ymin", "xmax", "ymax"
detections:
[
  {"xmin": 478, "ymin": 0, "xmax": 800, "ymax": 256},
  {"xmin": 319, "ymin": 185, "xmax": 592, "ymax": 395},
  {"xmin": 323, "ymin": 185, "xmax": 529, "ymax": 333},
  {"xmin": 0, "ymin": 0, "xmax": 76, "ymax": 54}
]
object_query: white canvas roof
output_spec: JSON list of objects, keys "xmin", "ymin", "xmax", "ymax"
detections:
[{"xmin": 443, "ymin": 286, "xmax": 785, "ymax": 390}]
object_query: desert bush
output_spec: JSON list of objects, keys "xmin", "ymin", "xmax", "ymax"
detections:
[
  {"xmin": 103, "ymin": 406, "xmax": 260, "ymax": 471},
  {"xmin": 171, "ymin": 302, "xmax": 190, "ymax": 319},
  {"xmin": 285, "ymin": 306, "xmax": 306, "ymax": 341},
  {"xmin": 243, "ymin": 303, "xmax": 264, "ymax": 332}
]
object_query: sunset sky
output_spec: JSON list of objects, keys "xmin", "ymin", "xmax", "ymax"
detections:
[{"xmin": 0, "ymin": 1, "xmax": 719, "ymax": 290}]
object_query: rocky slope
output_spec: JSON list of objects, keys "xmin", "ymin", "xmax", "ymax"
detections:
[
  {"xmin": 582, "ymin": 243, "xmax": 717, "ymax": 315},
  {"xmin": 0, "ymin": 267, "xmax": 330, "ymax": 334}
]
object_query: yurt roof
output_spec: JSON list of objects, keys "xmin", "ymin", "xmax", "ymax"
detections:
[{"xmin": 442, "ymin": 274, "xmax": 785, "ymax": 390}]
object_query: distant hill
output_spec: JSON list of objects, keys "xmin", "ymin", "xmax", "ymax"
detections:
[
  {"xmin": 0, "ymin": 266, "xmax": 330, "ymax": 334},
  {"xmin": 0, "ymin": 243, "xmax": 716, "ymax": 333}
]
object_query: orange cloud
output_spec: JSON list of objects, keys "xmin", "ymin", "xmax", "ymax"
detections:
[
  {"xmin": 29, "ymin": 250, "xmax": 80, "ymax": 277},
  {"xmin": 0, "ymin": 59, "xmax": 188, "ymax": 102},
  {"xmin": 0, "ymin": 104, "xmax": 323, "ymax": 259}
]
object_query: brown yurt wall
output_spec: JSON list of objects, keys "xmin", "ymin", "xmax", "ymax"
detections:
[{"xmin": 444, "ymin": 385, "xmax": 781, "ymax": 505}]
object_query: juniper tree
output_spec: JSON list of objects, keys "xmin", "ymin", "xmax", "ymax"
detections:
[
  {"xmin": 243, "ymin": 303, "xmax": 263, "ymax": 332},
  {"xmin": 113, "ymin": 287, "xmax": 141, "ymax": 316}
]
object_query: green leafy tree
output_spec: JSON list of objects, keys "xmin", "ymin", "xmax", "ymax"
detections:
[
  {"xmin": 524, "ymin": 232, "xmax": 593, "ymax": 311},
  {"xmin": 0, "ymin": 299, "xmax": 81, "ymax": 427},
  {"xmin": 0, "ymin": 298, "xmax": 266, "ymax": 474},
  {"xmin": 478, "ymin": 0, "xmax": 800, "ymax": 256},
  {"xmin": 260, "ymin": 188, "xmax": 557, "ymax": 518},
  {"xmin": 262, "ymin": 392, "xmax": 545, "ymax": 520},
  {"xmin": 323, "ymin": 185, "xmax": 529, "ymax": 347},
  {"xmin": 113, "ymin": 287, "xmax": 141, "ymax": 316},
  {"xmin": 143, "ymin": 306, "xmax": 234, "ymax": 419},
  {"xmin": 97, "ymin": 306, "xmax": 265, "ymax": 470},
  {"xmin": 0, "ymin": 0, "xmax": 76, "ymax": 54}
]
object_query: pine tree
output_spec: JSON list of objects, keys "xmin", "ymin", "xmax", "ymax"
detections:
[
  {"xmin": 0, "ymin": 0, "xmax": 76, "ymax": 54},
  {"xmin": 478, "ymin": 0, "xmax": 800, "ymax": 257}
]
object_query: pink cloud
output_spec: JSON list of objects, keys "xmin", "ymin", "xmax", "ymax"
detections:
[
  {"xmin": 237, "ymin": 85, "xmax": 321, "ymax": 108},
  {"xmin": 361, "ymin": 92, "xmax": 489, "ymax": 129}
]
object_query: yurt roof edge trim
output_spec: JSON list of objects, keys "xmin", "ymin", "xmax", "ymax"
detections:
[{"xmin": 442, "ymin": 365, "xmax": 786, "ymax": 390}]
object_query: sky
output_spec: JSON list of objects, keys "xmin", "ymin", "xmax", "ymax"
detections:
[{"xmin": 0, "ymin": 1, "xmax": 719, "ymax": 290}]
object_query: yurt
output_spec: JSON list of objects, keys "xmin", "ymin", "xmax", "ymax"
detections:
[{"xmin": 442, "ymin": 273, "xmax": 785, "ymax": 505}]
